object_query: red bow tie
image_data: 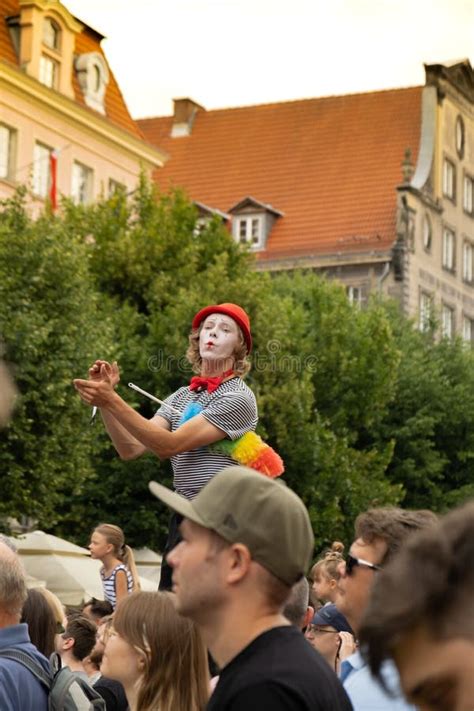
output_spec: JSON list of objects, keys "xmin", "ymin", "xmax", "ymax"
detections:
[{"xmin": 189, "ymin": 370, "xmax": 234, "ymax": 394}]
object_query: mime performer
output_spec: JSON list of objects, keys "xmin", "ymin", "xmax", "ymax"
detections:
[{"xmin": 73, "ymin": 303, "xmax": 257, "ymax": 589}]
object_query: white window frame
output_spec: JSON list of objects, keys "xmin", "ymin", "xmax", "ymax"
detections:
[
  {"xmin": 442, "ymin": 228, "xmax": 455, "ymax": 271},
  {"xmin": 463, "ymin": 174, "xmax": 474, "ymax": 216},
  {"xmin": 71, "ymin": 161, "xmax": 93, "ymax": 204},
  {"xmin": 32, "ymin": 142, "xmax": 52, "ymax": 198},
  {"xmin": 441, "ymin": 303, "xmax": 454, "ymax": 339},
  {"xmin": 462, "ymin": 315, "xmax": 473, "ymax": 344},
  {"xmin": 233, "ymin": 214, "xmax": 264, "ymax": 250},
  {"xmin": 42, "ymin": 17, "xmax": 61, "ymax": 51},
  {"xmin": 463, "ymin": 241, "xmax": 474, "ymax": 284},
  {"xmin": 442, "ymin": 158, "xmax": 456, "ymax": 201},
  {"xmin": 0, "ymin": 124, "xmax": 15, "ymax": 181},
  {"xmin": 419, "ymin": 292, "xmax": 433, "ymax": 332},
  {"xmin": 346, "ymin": 285, "xmax": 365, "ymax": 308},
  {"xmin": 39, "ymin": 54, "xmax": 58, "ymax": 89}
]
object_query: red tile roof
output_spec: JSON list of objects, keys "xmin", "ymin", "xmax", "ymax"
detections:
[
  {"xmin": 138, "ymin": 87, "xmax": 422, "ymax": 261},
  {"xmin": 1, "ymin": 0, "xmax": 142, "ymax": 140}
]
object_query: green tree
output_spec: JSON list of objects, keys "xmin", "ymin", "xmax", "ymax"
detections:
[
  {"xmin": 0, "ymin": 190, "xmax": 116, "ymax": 527},
  {"xmin": 3, "ymin": 179, "xmax": 472, "ymax": 555}
]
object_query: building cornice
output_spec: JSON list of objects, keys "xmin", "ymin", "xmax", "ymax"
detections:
[
  {"xmin": 255, "ymin": 249, "xmax": 393, "ymax": 272},
  {"xmin": 0, "ymin": 59, "xmax": 167, "ymax": 168}
]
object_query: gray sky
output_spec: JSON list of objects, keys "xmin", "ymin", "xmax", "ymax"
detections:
[{"xmin": 66, "ymin": 0, "xmax": 474, "ymax": 119}]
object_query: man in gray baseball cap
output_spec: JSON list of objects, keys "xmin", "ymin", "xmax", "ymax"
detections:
[{"xmin": 149, "ymin": 466, "xmax": 352, "ymax": 710}]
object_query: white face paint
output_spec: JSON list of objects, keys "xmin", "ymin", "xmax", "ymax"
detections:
[{"xmin": 198, "ymin": 313, "xmax": 240, "ymax": 368}]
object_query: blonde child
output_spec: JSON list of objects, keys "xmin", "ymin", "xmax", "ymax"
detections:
[
  {"xmin": 89, "ymin": 523, "xmax": 140, "ymax": 609},
  {"xmin": 310, "ymin": 541, "xmax": 345, "ymax": 604}
]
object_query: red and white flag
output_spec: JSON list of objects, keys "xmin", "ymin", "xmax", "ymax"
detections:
[{"xmin": 49, "ymin": 150, "xmax": 58, "ymax": 211}]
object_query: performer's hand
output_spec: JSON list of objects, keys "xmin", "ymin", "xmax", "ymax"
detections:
[
  {"xmin": 73, "ymin": 364, "xmax": 117, "ymax": 408},
  {"xmin": 88, "ymin": 360, "xmax": 120, "ymax": 388}
]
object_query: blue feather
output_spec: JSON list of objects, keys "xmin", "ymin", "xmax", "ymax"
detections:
[{"xmin": 180, "ymin": 402, "xmax": 204, "ymax": 425}]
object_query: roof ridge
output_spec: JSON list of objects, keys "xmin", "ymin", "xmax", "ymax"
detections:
[{"xmin": 136, "ymin": 84, "xmax": 423, "ymax": 122}]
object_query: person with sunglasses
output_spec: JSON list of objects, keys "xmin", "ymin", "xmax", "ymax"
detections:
[
  {"xmin": 305, "ymin": 604, "xmax": 355, "ymax": 674},
  {"xmin": 335, "ymin": 506, "xmax": 437, "ymax": 711}
]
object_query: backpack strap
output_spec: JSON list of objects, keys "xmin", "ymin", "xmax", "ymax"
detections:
[{"xmin": 0, "ymin": 647, "xmax": 52, "ymax": 690}]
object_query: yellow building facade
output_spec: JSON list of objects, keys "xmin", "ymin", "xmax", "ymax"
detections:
[{"xmin": 0, "ymin": 0, "xmax": 166, "ymax": 213}]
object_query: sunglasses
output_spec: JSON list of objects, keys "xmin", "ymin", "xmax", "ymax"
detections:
[
  {"xmin": 346, "ymin": 553, "xmax": 382, "ymax": 576},
  {"xmin": 55, "ymin": 622, "xmax": 65, "ymax": 635}
]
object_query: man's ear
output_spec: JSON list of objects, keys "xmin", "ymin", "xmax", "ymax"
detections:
[
  {"xmin": 227, "ymin": 543, "xmax": 252, "ymax": 584},
  {"xmin": 62, "ymin": 636, "xmax": 74, "ymax": 651}
]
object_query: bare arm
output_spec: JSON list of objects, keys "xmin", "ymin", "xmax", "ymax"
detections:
[
  {"xmin": 100, "ymin": 409, "xmax": 170, "ymax": 460},
  {"xmin": 76, "ymin": 360, "xmax": 170, "ymax": 460},
  {"xmin": 74, "ymin": 368, "xmax": 226, "ymax": 459},
  {"xmin": 114, "ymin": 568, "xmax": 129, "ymax": 606}
]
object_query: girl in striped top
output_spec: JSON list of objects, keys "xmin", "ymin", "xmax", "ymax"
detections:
[{"xmin": 89, "ymin": 523, "xmax": 140, "ymax": 609}]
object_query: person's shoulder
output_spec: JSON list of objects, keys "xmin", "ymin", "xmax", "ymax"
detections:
[
  {"xmin": 224, "ymin": 627, "xmax": 351, "ymax": 706},
  {"xmin": 219, "ymin": 378, "xmax": 256, "ymax": 402},
  {"xmin": 343, "ymin": 655, "xmax": 414, "ymax": 709}
]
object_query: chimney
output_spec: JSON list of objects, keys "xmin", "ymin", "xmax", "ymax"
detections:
[{"xmin": 171, "ymin": 98, "xmax": 204, "ymax": 137}]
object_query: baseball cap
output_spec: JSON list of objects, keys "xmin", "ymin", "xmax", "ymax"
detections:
[
  {"xmin": 192, "ymin": 303, "xmax": 252, "ymax": 353},
  {"xmin": 312, "ymin": 604, "xmax": 353, "ymax": 634},
  {"xmin": 149, "ymin": 466, "xmax": 314, "ymax": 586}
]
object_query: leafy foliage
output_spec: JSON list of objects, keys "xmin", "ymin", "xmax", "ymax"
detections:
[{"xmin": 1, "ymin": 180, "xmax": 473, "ymax": 555}]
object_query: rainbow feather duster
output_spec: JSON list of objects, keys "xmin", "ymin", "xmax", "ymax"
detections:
[{"xmin": 180, "ymin": 403, "xmax": 284, "ymax": 478}]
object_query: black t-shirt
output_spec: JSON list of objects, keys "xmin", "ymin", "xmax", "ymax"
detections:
[
  {"xmin": 93, "ymin": 676, "xmax": 129, "ymax": 711},
  {"xmin": 207, "ymin": 626, "xmax": 353, "ymax": 711}
]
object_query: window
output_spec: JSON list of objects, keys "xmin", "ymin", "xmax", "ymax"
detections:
[
  {"xmin": 442, "ymin": 228, "xmax": 455, "ymax": 271},
  {"xmin": 234, "ymin": 216, "xmax": 264, "ymax": 249},
  {"xmin": 0, "ymin": 124, "xmax": 16, "ymax": 181},
  {"xmin": 346, "ymin": 286, "xmax": 366, "ymax": 308},
  {"xmin": 441, "ymin": 304, "xmax": 454, "ymax": 339},
  {"xmin": 455, "ymin": 116, "xmax": 465, "ymax": 159},
  {"xmin": 108, "ymin": 178, "xmax": 125, "ymax": 197},
  {"xmin": 39, "ymin": 55, "xmax": 58, "ymax": 89},
  {"xmin": 422, "ymin": 214, "xmax": 432, "ymax": 251},
  {"xmin": 463, "ymin": 242, "xmax": 474, "ymax": 283},
  {"xmin": 464, "ymin": 175, "xmax": 474, "ymax": 216},
  {"xmin": 419, "ymin": 292, "xmax": 433, "ymax": 332},
  {"xmin": 463, "ymin": 316, "xmax": 474, "ymax": 344},
  {"xmin": 71, "ymin": 162, "xmax": 93, "ymax": 204},
  {"xmin": 32, "ymin": 142, "xmax": 52, "ymax": 197},
  {"xmin": 42, "ymin": 18, "xmax": 60, "ymax": 50},
  {"xmin": 442, "ymin": 158, "xmax": 456, "ymax": 201}
]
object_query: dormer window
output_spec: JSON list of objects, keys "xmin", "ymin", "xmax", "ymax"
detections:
[
  {"xmin": 229, "ymin": 197, "xmax": 283, "ymax": 251},
  {"xmin": 43, "ymin": 17, "xmax": 60, "ymax": 50},
  {"xmin": 236, "ymin": 215, "xmax": 264, "ymax": 248},
  {"xmin": 75, "ymin": 53, "xmax": 110, "ymax": 114},
  {"xmin": 192, "ymin": 201, "xmax": 230, "ymax": 236}
]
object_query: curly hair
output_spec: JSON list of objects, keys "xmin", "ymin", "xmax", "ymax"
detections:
[{"xmin": 186, "ymin": 326, "xmax": 251, "ymax": 377}]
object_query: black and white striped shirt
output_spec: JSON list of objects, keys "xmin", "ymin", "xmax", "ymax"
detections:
[
  {"xmin": 100, "ymin": 564, "xmax": 133, "ymax": 609},
  {"xmin": 155, "ymin": 377, "xmax": 258, "ymax": 499}
]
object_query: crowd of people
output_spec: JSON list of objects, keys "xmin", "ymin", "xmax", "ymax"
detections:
[
  {"xmin": 0, "ymin": 484, "xmax": 472, "ymax": 710},
  {"xmin": 0, "ymin": 303, "xmax": 471, "ymax": 710}
]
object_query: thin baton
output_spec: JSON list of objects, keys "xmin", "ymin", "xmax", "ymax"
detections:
[{"xmin": 128, "ymin": 382, "xmax": 181, "ymax": 415}]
